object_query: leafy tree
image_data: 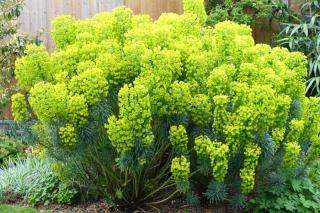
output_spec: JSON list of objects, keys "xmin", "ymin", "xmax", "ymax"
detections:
[
  {"xmin": 0, "ymin": 0, "xmax": 29, "ymax": 110},
  {"xmin": 205, "ymin": 0, "xmax": 276, "ymax": 26}
]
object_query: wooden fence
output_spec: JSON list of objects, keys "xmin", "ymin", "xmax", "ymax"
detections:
[{"xmin": 18, "ymin": 0, "xmax": 124, "ymax": 51}]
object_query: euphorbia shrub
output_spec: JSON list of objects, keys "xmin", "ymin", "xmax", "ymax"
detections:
[{"xmin": 12, "ymin": 1, "xmax": 320, "ymax": 208}]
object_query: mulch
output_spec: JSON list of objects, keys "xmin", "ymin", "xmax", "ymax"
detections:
[{"xmin": 3, "ymin": 196, "xmax": 234, "ymax": 213}]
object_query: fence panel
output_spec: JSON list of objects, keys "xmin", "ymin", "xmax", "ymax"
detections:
[
  {"xmin": 18, "ymin": 0, "xmax": 123, "ymax": 51},
  {"xmin": 125, "ymin": 0, "xmax": 183, "ymax": 20}
]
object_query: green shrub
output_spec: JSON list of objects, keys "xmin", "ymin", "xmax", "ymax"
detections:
[
  {"xmin": 205, "ymin": 0, "xmax": 275, "ymax": 26},
  {"xmin": 12, "ymin": 1, "xmax": 320, "ymax": 208},
  {"xmin": 0, "ymin": 157, "xmax": 77, "ymax": 205}
]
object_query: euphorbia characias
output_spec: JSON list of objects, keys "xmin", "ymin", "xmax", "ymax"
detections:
[{"xmin": 11, "ymin": 0, "xmax": 320, "ymax": 206}]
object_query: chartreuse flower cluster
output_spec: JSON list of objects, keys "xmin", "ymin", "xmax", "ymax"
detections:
[
  {"xmin": 165, "ymin": 81, "xmax": 192, "ymax": 115},
  {"xmin": 240, "ymin": 144, "xmax": 261, "ymax": 193},
  {"xmin": 11, "ymin": 93, "xmax": 30, "ymax": 123},
  {"xmin": 309, "ymin": 137, "xmax": 320, "ymax": 164},
  {"xmin": 11, "ymin": 0, "xmax": 320, "ymax": 204},
  {"xmin": 67, "ymin": 95, "xmax": 88, "ymax": 127},
  {"xmin": 209, "ymin": 142, "xmax": 229, "ymax": 182},
  {"xmin": 190, "ymin": 94, "xmax": 212, "ymax": 126},
  {"xmin": 302, "ymin": 98, "xmax": 320, "ymax": 163},
  {"xmin": 286, "ymin": 119, "xmax": 305, "ymax": 142},
  {"xmin": 195, "ymin": 136, "xmax": 229, "ymax": 182},
  {"xmin": 194, "ymin": 136, "xmax": 213, "ymax": 159},
  {"xmin": 29, "ymin": 82, "xmax": 68, "ymax": 124},
  {"xmin": 207, "ymin": 65, "xmax": 235, "ymax": 97},
  {"xmin": 15, "ymin": 44, "xmax": 54, "ymax": 90},
  {"xmin": 171, "ymin": 156, "xmax": 190, "ymax": 192},
  {"xmin": 281, "ymin": 119, "xmax": 304, "ymax": 168},
  {"xmin": 59, "ymin": 124, "xmax": 77, "ymax": 147},
  {"xmin": 272, "ymin": 128, "xmax": 285, "ymax": 151},
  {"xmin": 183, "ymin": 0, "xmax": 207, "ymax": 24},
  {"xmin": 106, "ymin": 84, "xmax": 154, "ymax": 155},
  {"xmin": 169, "ymin": 125, "xmax": 188, "ymax": 154},
  {"xmin": 302, "ymin": 98, "xmax": 320, "ymax": 141},
  {"xmin": 69, "ymin": 68, "xmax": 109, "ymax": 105},
  {"xmin": 51, "ymin": 15, "xmax": 77, "ymax": 49},
  {"xmin": 283, "ymin": 142, "xmax": 301, "ymax": 168},
  {"xmin": 212, "ymin": 95, "xmax": 230, "ymax": 136}
]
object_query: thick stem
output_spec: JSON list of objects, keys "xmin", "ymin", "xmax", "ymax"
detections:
[{"xmin": 140, "ymin": 181, "xmax": 176, "ymax": 201}]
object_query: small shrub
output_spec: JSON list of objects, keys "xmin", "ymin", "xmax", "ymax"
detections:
[
  {"xmin": 249, "ymin": 161, "xmax": 320, "ymax": 212},
  {"xmin": 205, "ymin": 0, "xmax": 275, "ymax": 26},
  {"xmin": 12, "ymin": 0, "xmax": 320, "ymax": 208},
  {"xmin": 0, "ymin": 157, "xmax": 77, "ymax": 205}
]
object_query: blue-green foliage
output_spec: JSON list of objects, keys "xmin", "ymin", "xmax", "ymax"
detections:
[
  {"xmin": 250, "ymin": 162, "xmax": 320, "ymax": 212},
  {"xmin": 0, "ymin": 157, "xmax": 77, "ymax": 205}
]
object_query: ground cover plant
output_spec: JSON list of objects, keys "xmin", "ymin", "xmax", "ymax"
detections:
[
  {"xmin": 0, "ymin": 157, "xmax": 77, "ymax": 206},
  {"xmin": 11, "ymin": 0, "xmax": 320, "ymax": 210},
  {"xmin": 0, "ymin": 204, "xmax": 44, "ymax": 213},
  {"xmin": 249, "ymin": 161, "xmax": 320, "ymax": 212}
]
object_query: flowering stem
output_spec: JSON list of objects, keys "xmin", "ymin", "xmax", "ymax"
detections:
[{"xmin": 144, "ymin": 190, "xmax": 179, "ymax": 206}]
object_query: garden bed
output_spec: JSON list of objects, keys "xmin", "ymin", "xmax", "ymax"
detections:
[
  {"xmin": 1, "ymin": 0, "xmax": 320, "ymax": 212},
  {"xmin": 3, "ymin": 199, "xmax": 231, "ymax": 213}
]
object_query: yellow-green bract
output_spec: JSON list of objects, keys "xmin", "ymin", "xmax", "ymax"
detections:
[
  {"xmin": 11, "ymin": 93, "xmax": 30, "ymax": 123},
  {"xmin": 169, "ymin": 125, "xmax": 188, "ymax": 153},
  {"xmin": 171, "ymin": 156, "xmax": 190, "ymax": 182}
]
